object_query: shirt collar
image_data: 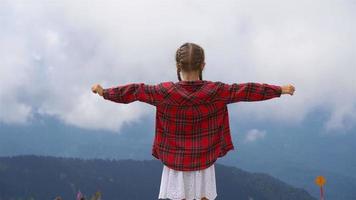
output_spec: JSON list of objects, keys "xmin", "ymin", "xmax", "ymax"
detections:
[{"xmin": 175, "ymin": 80, "xmax": 206, "ymax": 85}]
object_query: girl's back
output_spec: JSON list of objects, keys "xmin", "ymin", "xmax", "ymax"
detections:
[{"xmin": 102, "ymin": 79, "xmax": 282, "ymax": 171}]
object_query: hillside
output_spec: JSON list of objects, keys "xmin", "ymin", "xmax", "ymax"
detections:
[{"xmin": 0, "ymin": 155, "xmax": 316, "ymax": 200}]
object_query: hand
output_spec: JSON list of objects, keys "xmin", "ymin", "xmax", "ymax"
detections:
[
  {"xmin": 91, "ymin": 84, "xmax": 104, "ymax": 96},
  {"xmin": 281, "ymin": 84, "xmax": 295, "ymax": 95}
]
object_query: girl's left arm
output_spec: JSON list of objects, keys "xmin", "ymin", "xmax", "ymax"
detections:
[{"xmin": 102, "ymin": 83, "xmax": 163, "ymax": 106}]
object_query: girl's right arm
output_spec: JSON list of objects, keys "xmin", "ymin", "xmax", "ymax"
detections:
[{"xmin": 220, "ymin": 82, "xmax": 295, "ymax": 104}]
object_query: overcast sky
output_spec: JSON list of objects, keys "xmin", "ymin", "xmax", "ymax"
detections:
[{"xmin": 1, "ymin": 0, "xmax": 355, "ymax": 134}]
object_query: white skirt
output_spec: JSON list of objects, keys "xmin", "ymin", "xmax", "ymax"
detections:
[{"xmin": 158, "ymin": 164, "xmax": 217, "ymax": 200}]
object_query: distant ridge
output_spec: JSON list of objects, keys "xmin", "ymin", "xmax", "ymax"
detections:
[{"xmin": 0, "ymin": 155, "xmax": 316, "ymax": 200}]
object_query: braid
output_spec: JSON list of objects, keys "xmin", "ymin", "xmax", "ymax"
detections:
[
  {"xmin": 188, "ymin": 43, "xmax": 193, "ymax": 70},
  {"xmin": 194, "ymin": 45, "xmax": 204, "ymax": 80},
  {"xmin": 177, "ymin": 68, "xmax": 182, "ymax": 81},
  {"xmin": 175, "ymin": 42, "xmax": 205, "ymax": 81}
]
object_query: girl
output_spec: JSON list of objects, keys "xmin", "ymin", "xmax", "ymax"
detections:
[{"xmin": 91, "ymin": 42, "xmax": 295, "ymax": 200}]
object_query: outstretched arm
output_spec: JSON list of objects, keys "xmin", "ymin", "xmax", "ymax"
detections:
[
  {"xmin": 221, "ymin": 82, "xmax": 295, "ymax": 104},
  {"xmin": 91, "ymin": 83, "xmax": 163, "ymax": 106}
]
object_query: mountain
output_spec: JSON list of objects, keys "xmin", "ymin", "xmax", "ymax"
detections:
[
  {"xmin": 0, "ymin": 155, "xmax": 315, "ymax": 200},
  {"xmin": 2, "ymin": 113, "xmax": 356, "ymax": 199}
]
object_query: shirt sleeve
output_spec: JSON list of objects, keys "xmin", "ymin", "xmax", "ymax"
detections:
[
  {"xmin": 220, "ymin": 82, "xmax": 282, "ymax": 104},
  {"xmin": 102, "ymin": 83, "xmax": 163, "ymax": 106}
]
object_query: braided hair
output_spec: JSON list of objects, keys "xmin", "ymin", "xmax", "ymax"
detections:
[{"xmin": 175, "ymin": 42, "xmax": 205, "ymax": 81}]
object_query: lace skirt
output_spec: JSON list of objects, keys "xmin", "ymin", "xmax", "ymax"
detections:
[{"xmin": 158, "ymin": 163, "xmax": 217, "ymax": 200}]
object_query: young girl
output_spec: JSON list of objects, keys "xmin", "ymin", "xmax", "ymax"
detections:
[{"xmin": 91, "ymin": 42, "xmax": 295, "ymax": 200}]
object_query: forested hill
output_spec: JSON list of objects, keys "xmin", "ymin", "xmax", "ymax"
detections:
[{"xmin": 0, "ymin": 155, "xmax": 316, "ymax": 200}]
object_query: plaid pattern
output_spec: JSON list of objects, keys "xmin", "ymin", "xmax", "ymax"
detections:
[{"xmin": 103, "ymin": 80, "xmax": 282, "ymax": 171}]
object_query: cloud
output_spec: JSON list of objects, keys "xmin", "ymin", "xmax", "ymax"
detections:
[
  {"xmin": 1, "ymin": 0, "xmax": 355, "ymax": 133},
  {"xmin": 324, "ymin": 103, "xmax": 356, "ymax": 133},
  {"xmin": 244, "ymin": 129, "xmax": 266, "ymax": 143}
]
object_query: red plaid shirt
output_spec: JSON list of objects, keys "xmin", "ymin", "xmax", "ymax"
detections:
[{"xmin": 103, "ymin": 80, "xmax": 282, "ymax": 171}]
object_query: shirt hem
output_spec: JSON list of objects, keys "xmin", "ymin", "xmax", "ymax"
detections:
[{"xmin": 151, "ymin": 144, "xmax": 235, "ymax": 171}]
